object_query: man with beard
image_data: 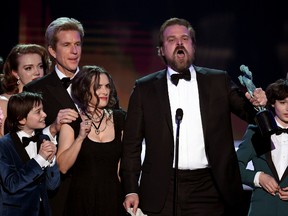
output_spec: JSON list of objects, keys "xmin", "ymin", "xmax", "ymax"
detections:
[{"xmin": 120, "ymin": 17, "xmax": 267, "ymax": 216}]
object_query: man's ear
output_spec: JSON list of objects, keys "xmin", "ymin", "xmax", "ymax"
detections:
[
  {"xmin": 159, "ymin": 46, "xmax": 164, "ymax": 56},
  {"xmin": 48, "ymin": 46, "xmax": 56, "ymax": 59}
]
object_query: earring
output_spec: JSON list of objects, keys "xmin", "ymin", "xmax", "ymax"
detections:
[{"xmin": 16, "ymin": 78, "xmax": 20, "ymax": 85}]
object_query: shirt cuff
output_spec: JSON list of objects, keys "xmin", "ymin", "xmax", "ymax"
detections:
[
  {"xmin": 48, "ymin": 155, "xmax": 56, "ymax": 167},
  {"xmin": 42, "ymin": 126, "xmax": 58, "ymax": 145},
  {"xmin": 254, "ymin": 171, "xmax": 263, "ymax": 187},
  {"xmin": 34, "ymin": 154, "xmax": 50, "ymax": 168}
]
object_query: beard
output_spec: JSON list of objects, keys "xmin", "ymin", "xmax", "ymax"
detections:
[{"xmin": 167, "ymin": 46, "xmax": 193, "ymax": 73}]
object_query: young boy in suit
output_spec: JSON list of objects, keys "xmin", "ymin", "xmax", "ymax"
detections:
[
  {"xmin": 237, "ymin": 79, "xmax": 288, "ymax": 216},
  {"xmin": 0, "ymin": 91, "xmax": 60, "ymax": 216}
]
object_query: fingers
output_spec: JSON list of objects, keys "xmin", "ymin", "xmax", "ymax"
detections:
[
  {"xmin": 40, "ymin": 141, "xmax": 57, "ymax": 160},
  {"xmin": 123, "ymin": 194, "xmax": 139, "ymax": 213},
  {"xmin": 251, "ymin": 88, "xmax": 267, "ymax": 107},
  {"xmin": 78, "ymin": 119, "xmax": 92, "ymax": 138},
  {"xmin": 278, "ymin": 188, "xmax": 288, "ymax": 200},
  {"xmin": 58, "ymin": 108, "xmax": 79, "ymax": 124},
  {"xmin": 260, "ymin": 173, "xmax": 279, "ymax": 195}
]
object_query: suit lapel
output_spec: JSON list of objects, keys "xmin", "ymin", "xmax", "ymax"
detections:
[
  {"xmin": 266, "ymin": 152, "xmax": 280, "ymax": 182},
  {"xmin": 10, "ymin": 132, "xmax": 30, "ymax": 162},
  {"xmin": 281, "ymin": 167, "xmax": 288, "ymax": 182},
  {"xmin": 154, "ymin": 69, "xmax": 173, "ymax": 135},
  {"xmin": 195, "ymin": 66, "xmax": 209, "ymax": 137},
  {"xmin": 47, "ymin": 72, "xmax": 77, "ymax": 110},
  {"xmin": 45, "ymin": 72, "xmax": 77, "ymax": 110}
]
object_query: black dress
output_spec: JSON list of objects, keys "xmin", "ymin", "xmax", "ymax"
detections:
[{"xmin": 63, "ymin": 109, "xmax": 126, "ymax": 216}]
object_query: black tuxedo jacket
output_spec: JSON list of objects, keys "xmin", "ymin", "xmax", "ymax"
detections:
[
  {"xmin": 120, "ymin": 66, "xmax": 257, "ymax": 213},
  {"xmin": 23, "ymin": 71, "xmax": 80, "ymax": 128}
]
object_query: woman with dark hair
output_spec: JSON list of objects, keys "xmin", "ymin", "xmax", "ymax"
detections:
[
  {"xmin": 57, "ymin": 65, "xmax": 126, "ymax": 215},
  {"xmin": 0, "ymin": 44, "xmax": 51, "ymax": 136}
]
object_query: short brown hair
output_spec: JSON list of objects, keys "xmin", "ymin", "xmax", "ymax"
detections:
[{"xmin": 6, "ymin": 91, "xmax": 43, "ymax": 132}]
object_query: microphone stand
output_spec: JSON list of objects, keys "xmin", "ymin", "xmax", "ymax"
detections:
[{"xmin": 173, "ymin": 109, "xmax": 182, "ymax": 216}]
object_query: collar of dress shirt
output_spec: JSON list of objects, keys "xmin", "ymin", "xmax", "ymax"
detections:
[
  {"xmin": 55, "ymin": 65, "xmax": 79, "ymax": 80},
  {"xmin": 17, "ymin": 130, "xmax": 36, "ymax": 141},
  {"xmin": 167, "ymin": 65, "xmax": 195, "ymax": 83},
  {"xmin": 275, "ymin": 118, "xmax": 288, "ymax": 130}
]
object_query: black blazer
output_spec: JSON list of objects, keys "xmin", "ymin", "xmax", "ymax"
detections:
[{"xmin": 120, "ymin": 66, "xmax": 257, "ymax": 213}]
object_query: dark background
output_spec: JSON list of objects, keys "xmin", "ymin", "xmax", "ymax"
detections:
[{"xmin": 1, "ymin": 0, "xmax": 288, "ymax": 139}]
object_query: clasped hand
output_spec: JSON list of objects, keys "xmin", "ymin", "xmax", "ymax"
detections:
[
  {"xmin": 259, "ymin": 172, "xmax": 288, "ymax": 200},
  {"xmin": 39, "ymin": 139, "xmax": 57, "ymax": 161}
]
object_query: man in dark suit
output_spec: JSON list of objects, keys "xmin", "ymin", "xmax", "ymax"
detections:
[
  {"xmin": 120, "ymin": 17, "xmax": 267, "ymax": 216},
  {"xmin": 24, "ymin": 17, "xmax": 83, "ymax": 216}
]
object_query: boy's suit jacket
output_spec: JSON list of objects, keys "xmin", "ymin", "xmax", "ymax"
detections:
[
  {"xmin": 0, "ymin": 132, "xmax": 60, "ymax": 216},
  {"xmin": 237, "ymin": 124, "xmax": 288, "ymax": 216}
]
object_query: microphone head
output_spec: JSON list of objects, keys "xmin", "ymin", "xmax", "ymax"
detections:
[{"xmin": 176, "ymin": 108, "xmax": 183, "ymax": 121}]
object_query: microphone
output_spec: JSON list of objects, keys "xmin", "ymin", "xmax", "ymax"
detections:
[
  {"xmin": 174, "ymin": 108, "xmax": 183, "ymax": 216},
  {"xmin": 176, "ymin": 108, "xmax": 183, "ymax": 122},
  {"xmin": 38, "ymin": 134, "xmax": 50, "ymax": 143}
]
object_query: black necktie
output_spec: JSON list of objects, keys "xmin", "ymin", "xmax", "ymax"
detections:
[
  {"xmin": 22, "ymin": 133, "xmax": 40, "ymax": 147},
  {"xmin": 275, "ymin": 127, "xmax": 288, "ymax": 136},
  {"xmin": 170, "ymin": 70, "xmax": 191, "ymax": 86},
  {"xmin": 61, "ymin": 77, "xmax": 72, "ymax": 89}
]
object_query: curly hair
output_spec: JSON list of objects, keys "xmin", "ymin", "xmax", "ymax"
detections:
[
  {"xmin": 71, "ymin": 65, "xmax": 117, "ymax": 116},
  {"xmin": 1, "ymin": 44, "xmax": 51, "ymax": 94}
]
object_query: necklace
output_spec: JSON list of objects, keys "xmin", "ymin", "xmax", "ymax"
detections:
[{"xmin": 84, "ymin": 110, "xmax": 106, "ymax": 135}]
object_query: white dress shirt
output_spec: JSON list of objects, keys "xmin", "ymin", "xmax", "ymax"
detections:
[
  {"xmin": 167, "ymin": 66, "xmax": 209, "ymax": 170},
  {"xmin": 55, "ymin": 65, "xmax": 80, "ymax": 112},
  {"xmin": 254, "ymin": 119, "xmax": 288, "ymax": 186},
  {"xmin": 271, "ymin": 124, "xmax": 288, "ymax": 180},
  {"xmin": 17, "ymin": 130, "xmax": 56, "ymax": 168}
]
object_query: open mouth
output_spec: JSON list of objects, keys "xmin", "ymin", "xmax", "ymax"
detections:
[{"xmin": 176, "ymin": 49, "xmax": 185, "ymax": 58}]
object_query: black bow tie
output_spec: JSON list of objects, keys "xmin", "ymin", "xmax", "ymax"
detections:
[
  {"xmin": 275, "ymin": 127, "xmax": 288, "ymax": 136},
  {"xmin": 170, "ymin": 70, "xmax": 191, "ymax": 86},
  {"xmin": 22, "ymin": 133, "xmax": 40, "ymax": 147},
  {"xmin": 61, "ymin": 77, "xmax": 72, "ymax": 89}
]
